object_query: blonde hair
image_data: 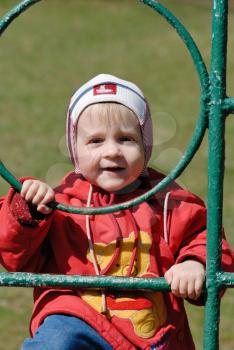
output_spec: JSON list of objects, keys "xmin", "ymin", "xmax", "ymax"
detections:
[{"xmin": 79, "ymin": 102, "xmax": 141, "ymax": 131}]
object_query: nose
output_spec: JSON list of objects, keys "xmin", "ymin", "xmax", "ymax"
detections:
[{"xmin": 103, "ymin": 140, "xmax": 121, "ymax": 158}]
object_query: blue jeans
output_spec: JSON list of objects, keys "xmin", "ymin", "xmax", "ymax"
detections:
[{"xmin": 21, "ymin": 314, "xmax": 113, "ymax": 350}]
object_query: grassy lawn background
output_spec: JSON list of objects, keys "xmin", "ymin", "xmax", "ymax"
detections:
[{"xmin": 0, "ymin": 1, "xmax": 233, "ymax": 349}]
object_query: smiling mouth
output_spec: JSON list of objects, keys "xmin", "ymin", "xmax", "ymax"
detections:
[{"xmin": 101, "ymin": 167, "xmax": 125, "ymax": 172}]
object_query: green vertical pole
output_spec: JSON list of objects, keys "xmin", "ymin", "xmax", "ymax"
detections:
[{"xmin": 204, "ymin": 0, "xmax": 228, "ymax": 349}]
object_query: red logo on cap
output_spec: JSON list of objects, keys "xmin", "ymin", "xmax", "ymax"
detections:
[{"xmin": 93, "ymin": 84, "xmax": 117, "ymax": 95}]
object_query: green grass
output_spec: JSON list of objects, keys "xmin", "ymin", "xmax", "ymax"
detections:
[{"xmin": 0, "ymin": 0, "xmax": 233, "ymax": 349}]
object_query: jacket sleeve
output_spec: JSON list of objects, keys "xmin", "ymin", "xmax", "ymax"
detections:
[
  {"xmin": 0, "ymin": 187, "xmax": 53, "ymax": 272},
  {"xmin": 167, "ymin": 199, "xmax": 234, "ymax": 273}
]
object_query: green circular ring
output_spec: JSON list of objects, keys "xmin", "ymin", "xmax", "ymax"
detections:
[{"xmin": 0, "ymin": 0, "xmax": 210, "ymax": 214}]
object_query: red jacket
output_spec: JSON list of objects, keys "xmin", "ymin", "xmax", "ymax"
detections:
[{"xmin": 0, "ymin": 168, "xmax": 233, "ymax": 350}]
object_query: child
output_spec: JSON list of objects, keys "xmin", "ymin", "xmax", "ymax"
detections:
[{"xmin": 0, "ymin": 74, "xmax": 233, "ymax": 350}]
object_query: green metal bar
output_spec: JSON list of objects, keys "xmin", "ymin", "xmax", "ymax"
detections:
[
  {"xmin": 0, "ymin": 0, "xmax": 41, "ymax": 35},
  {"xmin": 204, "ymin": 1, "xmax": 228, "ymax": 349},
  {"xmin": 222, "ymin": 97, "xmax": 234, "ymax": 115},
  {"xmin": 0, "ymin": 161, "xmax": 22, "ymax": 192},
  {"xmin": 216, "ymin": 272, "xmax": 234, "ymax": 289},
  {"xmin": 0, "ymin": 272, "xmax": 170, "ymax": 291}
]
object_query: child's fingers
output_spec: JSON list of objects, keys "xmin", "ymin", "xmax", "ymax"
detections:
[
  {"xmin": 178, "ymin": 278, "xmax": 188, "ymax": 298},
  {"xmin": 164, "ymin": 269, "xmax": 173, "ymax": 285},
  {"xmin": 165, "ymin": 261, "xmax": 205, "ymax": 299},
  {"xmin": 38, "ymin": 190, "xmax": 55, "ymax": 207},
  {"xmin": 37, "ymin": 204, "xmax": 53, "ymax": 214},
  {"xmin": 21, "ymin": 180, "xmax": 54, "ymax": 215},
  {"xmin": 21, "ymin": 180, "xmax": 36, "ymax": 198},
  {"xmin": 32, "ymin": 191, "xmax": 47, "ymax": 205},
  {"xmin": 165, "ymin": 269, "xmax": 184, "ymax": 297},
  {"xmin": 187, "ymin": 279, "xmax": 196, "ymax": 299},
  {"xmin": 194, "ymin": 273, "xmax": 205, "ymax": 298},
  {"xmin": 34, "ymin": 188, "xmax": 54, "ymax": 214},
  {"xmin": 32, "ymin": 186, "xmax": 54, "ymax": 205},
  {"xmin": 22, "ymin": 181, "xmax": 40, "ymax": 202},
  {"xmin": 166, "ymin": 269, "xmax": 193, "ymax": 298},
  {"xmin": 170, "ymin": 275, "xmax": 180, "ymax": 297}
]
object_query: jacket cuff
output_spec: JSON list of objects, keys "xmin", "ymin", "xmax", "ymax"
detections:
[
  {"xmin": 10, "ymin": 191, "xmax": 47, "ymax": 227},
  {"xmin": 8, "ymin": 177, "xmax": 50, "ymax": 227},
  {"xmin": 176, "ymin": 253, "xmax": 206, "ymax": 266}
]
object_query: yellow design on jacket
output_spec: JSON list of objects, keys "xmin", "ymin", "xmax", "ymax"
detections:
[
  {"xmin": 88, "ymin": 231, "xmax": 151, "ymax": 276},
  {"xmin": 80, "ymin": 231, "xmax": 167, "ymax": 339}
]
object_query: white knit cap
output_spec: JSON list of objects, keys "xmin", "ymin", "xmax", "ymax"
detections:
[{"xmin": 66, "ymin": 74, "xmax": 153, "ymax": 174}]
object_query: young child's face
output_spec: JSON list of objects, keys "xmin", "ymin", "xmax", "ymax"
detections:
[{"xmin": 76, "ymin": 103, "xmax": 145, "ymax": 192}]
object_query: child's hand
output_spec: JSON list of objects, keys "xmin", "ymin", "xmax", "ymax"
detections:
[
  {"xmin": 20, "ymin": 179, "xmax": 54, "ymax": 214},
  {"xmin": 164, "ymin": 260, "xmax": 205, "ymax": 300}
]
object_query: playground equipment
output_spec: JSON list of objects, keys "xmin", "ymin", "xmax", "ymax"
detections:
[{"xmin": 0, "ymin": 1, "xmax": 233, "ymax": 349}]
